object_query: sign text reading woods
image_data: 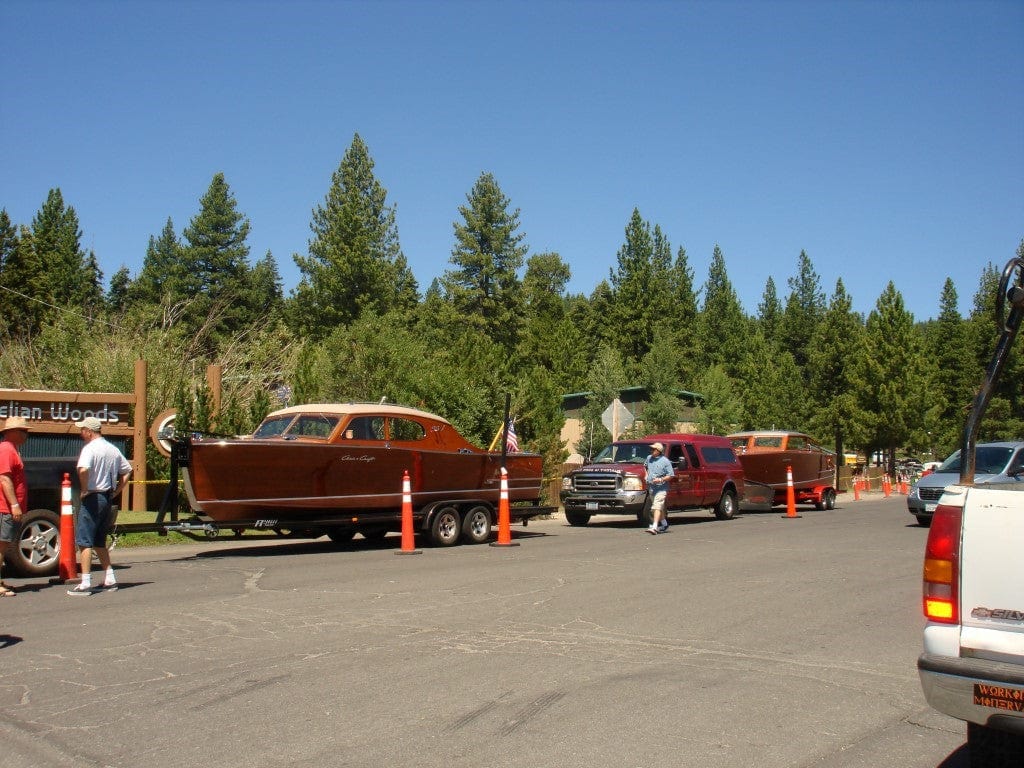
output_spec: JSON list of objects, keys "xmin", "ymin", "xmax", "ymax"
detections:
[{"xmin": 0, "ymin": 389, "xmax": 135, "ymax": 434}]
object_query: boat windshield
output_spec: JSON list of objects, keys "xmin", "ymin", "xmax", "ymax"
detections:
[
  {"xmin": 753, "ymin": 436, "xmax": 784, "ymax": 448},
  {"xmin": 253, "ymin": 413, "xmax": 340, "ymax": 440},
  {"xmin": 593, "ymin": 443, "xmax": 650, "ymax": 464}
]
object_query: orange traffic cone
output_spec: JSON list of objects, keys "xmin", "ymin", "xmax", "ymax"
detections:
[
  {"xmin": 395, "ymin": 470, "xmax": 422, "ymax": 556},
  {"xmin": 490, "ymin": 467, "xmax": 520, "ymax": 547},
  {"xmin": 58, "ymin": 473, "xmax": 78, "ymax": 582},
  {"xmin": 853, "ymin": 479, "xmax": 861, "ymax": 501},
  {"xmin": 781, "ymin": 465, "xmax": 801, "ymax": 519},
  {"xmin": 883, "ymin": 474, "xmax": 891, "ymax": 497}
]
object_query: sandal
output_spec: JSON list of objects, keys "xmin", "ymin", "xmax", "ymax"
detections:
[{"xmin": 0, "ymin": 585, "xmax": 15, "ymax": 597}]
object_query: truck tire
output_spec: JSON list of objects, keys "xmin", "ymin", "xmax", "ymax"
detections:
[
  {"xmin": 565, "ymin": 512, "xmax": 591, "ymax": 527},
  {"xmin": 430, "ymin": 506, "xmax": 461, "ymax": 547},
  {"xmin": 714, "ymin": 489, "xmax": 737, "ymax": 520},
  {"xmin": 461, "ymin": 505, "xmax": 492, "ymax": 544},
  {"xmin": 637, "ymin": 496, "xmax": 653, "ymax": 526},
  {"xmin": 967, "ymin": 722, "xmax": 1024, "ymax": 768},
  {"xmin": 10, "ymin": 508, "xmax": 61, "ymax": 577}
]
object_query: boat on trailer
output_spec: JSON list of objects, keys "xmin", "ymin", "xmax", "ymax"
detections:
[
  {"xmin": 165, "ymin": 403, "xmax": 548, "ymax": 546},
  {"xmin": 727, "ymin": 430, "xmax": 838, "ymax": 510}
]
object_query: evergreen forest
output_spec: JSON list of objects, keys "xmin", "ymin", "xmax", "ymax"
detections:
[{"xmin": 2, "ymin": 133, "xmax": 1022, "ymax": 487}]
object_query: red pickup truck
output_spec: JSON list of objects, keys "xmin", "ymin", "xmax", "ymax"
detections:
[{"xmin": 559, "ymin": 433, "xmax": 745, "ymax": 526}]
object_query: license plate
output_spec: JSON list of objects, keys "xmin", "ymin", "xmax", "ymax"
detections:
[
  {"xmin": 586, "ymin": 502, "xmax": 598, "ymax": 511},
  {"xmin": 925, "ymin": 503, "xmax": 936, "ymax": 513}
]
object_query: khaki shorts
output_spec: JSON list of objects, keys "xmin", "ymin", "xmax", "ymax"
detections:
[{"xmin": 649, "ymin": 489, "xmax": 668, "ymax": 513}]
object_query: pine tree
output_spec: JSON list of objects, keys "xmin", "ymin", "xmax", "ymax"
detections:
[
  {"xmin": 292, "ymin": 133, "xmax": 418, "ymax": 338},
  {"xmin": 180, "ymin": 172, "xmax": 256, "ymax": 348},
  {"xmin": 925, "ymin": 278, "xmax": 972, "ymax": 456},
  {"xmin": 442, "ymin": 172, "xmax": 527, "ymax": 353},
  {"xmin": 697, "ymin": 245, "xmax": 749, "ymax": 375},
  {"xmin": 693, "ymin": 364, "xmax": 743, "ymax": 435},
  {"xmin": 667, "ymin": 245, "xmax": 700, "ymax": 378},
  {"xmin": 779, "ymin": 250, "xmax": 825, "ymax": 371},
  {"xmin": 738, "ymin": 329, "xmax": 806, "ymax": 429},
  {"xmin": 31, "ymin": 189, "xmax": 93, "ymax": 310},
  {"xmin": 849, "ymin": 282, "xmax": 930, "ymax": 468},
  {"xmin": 806, "ymin": 279, "xmax": 865, "ymax": 457},
  {"xmin": 107, "ymin": 266, "xmax": 131, "ymax": 314},
  {"xmin": 757, "ymin": 276, "xmax": 782, "ymax": 346},
  {"xmin": 131, "ymin": 217, "xmax": 185, "ymax": 309},
  {"xmin": 607, "ymin": 210, "xmax": 673, "ymax": 368}
]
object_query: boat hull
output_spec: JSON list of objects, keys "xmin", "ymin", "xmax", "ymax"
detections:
[
  {"xmin": 183, "ymin": 439, "xmax": 544, "ymax": 524},
  {"xmin": 736, "ymin": 451, "xmax": 835, "ymax": 492}
]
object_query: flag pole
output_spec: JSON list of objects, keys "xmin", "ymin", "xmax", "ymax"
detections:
[{"xmin": 501, "ymin": 393, "xmax": 511, "ymax": 469}]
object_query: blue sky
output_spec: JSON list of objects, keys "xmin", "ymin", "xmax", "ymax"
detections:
[{"xmin": 2, "ymin": 0, "xmax": 1021, "ymax": 321}]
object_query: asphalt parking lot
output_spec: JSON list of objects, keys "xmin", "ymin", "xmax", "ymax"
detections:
[{"xmin": 1, "ymin": 494, "xmax": 969, "ymax": 768}]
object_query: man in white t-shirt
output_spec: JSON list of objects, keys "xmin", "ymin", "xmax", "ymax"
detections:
[{"xmin": 67, "ymin": 417, "xmax": 132, "ymax": 596}]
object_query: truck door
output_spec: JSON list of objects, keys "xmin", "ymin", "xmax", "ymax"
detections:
[{"xmin": 670, "ymin": 443, "xmax": 704, "ymax": 508}]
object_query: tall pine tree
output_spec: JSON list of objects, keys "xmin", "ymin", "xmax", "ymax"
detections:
[
  {"xmin": 442, "ymin": 172, "xmax": 527, "ymax": 354},
  {"xmin": 292, "ymin": 133, "xmax": 418, "ymax": 339}
]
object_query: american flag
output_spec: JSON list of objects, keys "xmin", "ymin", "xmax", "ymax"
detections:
[{"xmin": 505, "ymin": 420, "xmax": 520, "ymax": 452}]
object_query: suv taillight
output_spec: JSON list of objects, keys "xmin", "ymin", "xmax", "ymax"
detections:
[{"xmin": 922, "ymin": 501, "xmax": 962, "ymax": 623}]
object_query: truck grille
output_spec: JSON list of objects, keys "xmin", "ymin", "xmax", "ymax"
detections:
[{"xmin": 570, "ymin": 472, "xmax": 620, "ymax": 493}]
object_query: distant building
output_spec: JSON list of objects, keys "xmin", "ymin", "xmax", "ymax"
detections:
[{"xmin": 561, "ymin": 386, "xmax": 703, "ymax": 461}]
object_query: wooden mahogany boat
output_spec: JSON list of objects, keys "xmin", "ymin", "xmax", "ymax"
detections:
[
  {"xmin": 727, "ymin": 430, "xmax": 838, "ymax": 508},
  {"xmin": 180, "ymin": 403, "xmax": 544, "ymax": 532}
]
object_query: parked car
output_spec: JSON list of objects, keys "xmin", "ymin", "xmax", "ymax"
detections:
[{"xmin": 907, "ymin": 441, "xmax": 1024, "ymax": 526}]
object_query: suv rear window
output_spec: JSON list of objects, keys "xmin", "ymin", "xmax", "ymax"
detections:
[{"xmin": 701, "ymin": 446, "xmax": 739, "ymax": 465}]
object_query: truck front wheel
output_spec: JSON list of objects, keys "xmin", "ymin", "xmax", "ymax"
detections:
[
  {"xmin": 714, "ymin": 490, "xmax": 737, "ymax": 520},
  {"xmin": 11, "ymin": 509, "xmax": 61, "ymax": 577},
  {"xmin": 565, "ymin": 512, "xmax": 591, "ymax": 526},
  {"xmin": 637, "ymin": 497, "xmax": 653, "ymax": 526}
]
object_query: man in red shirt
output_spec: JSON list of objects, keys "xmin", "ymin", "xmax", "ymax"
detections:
[{"xmin": 0, "ymin": 416, "xmax": 30, "ymax": 596}]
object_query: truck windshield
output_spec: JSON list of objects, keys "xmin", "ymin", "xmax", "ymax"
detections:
[{"xmin": 593, "ymin": 443, "xmax": 650, "ymax": 463}]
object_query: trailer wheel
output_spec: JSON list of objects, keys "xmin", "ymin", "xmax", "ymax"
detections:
[
  {"xmin": 430, "ymin": 506, "xmax": 461, "ymax": 547},
  {"xmin": 461, "ymin": 505, "xmax": 492, "ymax": 544},
  {"xmin": 11, "ymin": 509, "xmax": 61, "ymax": 577},
  {"xmin": 823, "ymin": 488, "xmax": 837, "ymax": 510},
  {"xmin": 714, "ymin": 489, "xmax": 737, "ymax": 520}
]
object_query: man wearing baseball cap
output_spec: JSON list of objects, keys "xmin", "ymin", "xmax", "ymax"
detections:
[
  {"xmin": 68, "ymin": 416, "xmax": 132, "ymax": 595},
  {"xmin": 0, "ymin": 416, "xmax": 31, "ymax": 596},
  {"xmin": 643, "ymin": 441, "xmax": 675, "ymax": 534}
]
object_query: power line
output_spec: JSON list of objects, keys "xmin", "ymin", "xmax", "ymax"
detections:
[{"xmin": 0, "ymin": 284, "xmax": 123, "ymax": 330}]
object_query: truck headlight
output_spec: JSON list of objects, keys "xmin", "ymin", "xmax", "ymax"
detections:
[
  {"xmin": 561, "ymin": 477, "xmax": 572, "ymax": 491},
  {"xmin": 623, "ymin": 476, "xmax": 643, "ymax": 491}
]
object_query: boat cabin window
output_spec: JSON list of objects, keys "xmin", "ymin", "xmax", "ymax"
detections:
[
  {"xmin": 787, "ymin": 435, "xmax": 808, "ymax": 450},
  {"xmin": 389, "ymin": 418, "xmax": 426, "ymax": 442},
  {"xmin": 290, "ymin": 414, "xmax": 339, "ymax": 438},
  {"xmin": 345, "ymin": 416, "xmax": 386, "ymax": 441},
  {"xmin": 729, "ymin": 437, "xmax": 748, "ymax": 451},
  {"xmin": 753, "ymin": 436, "xmax": 783, "ymax": 448}
]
